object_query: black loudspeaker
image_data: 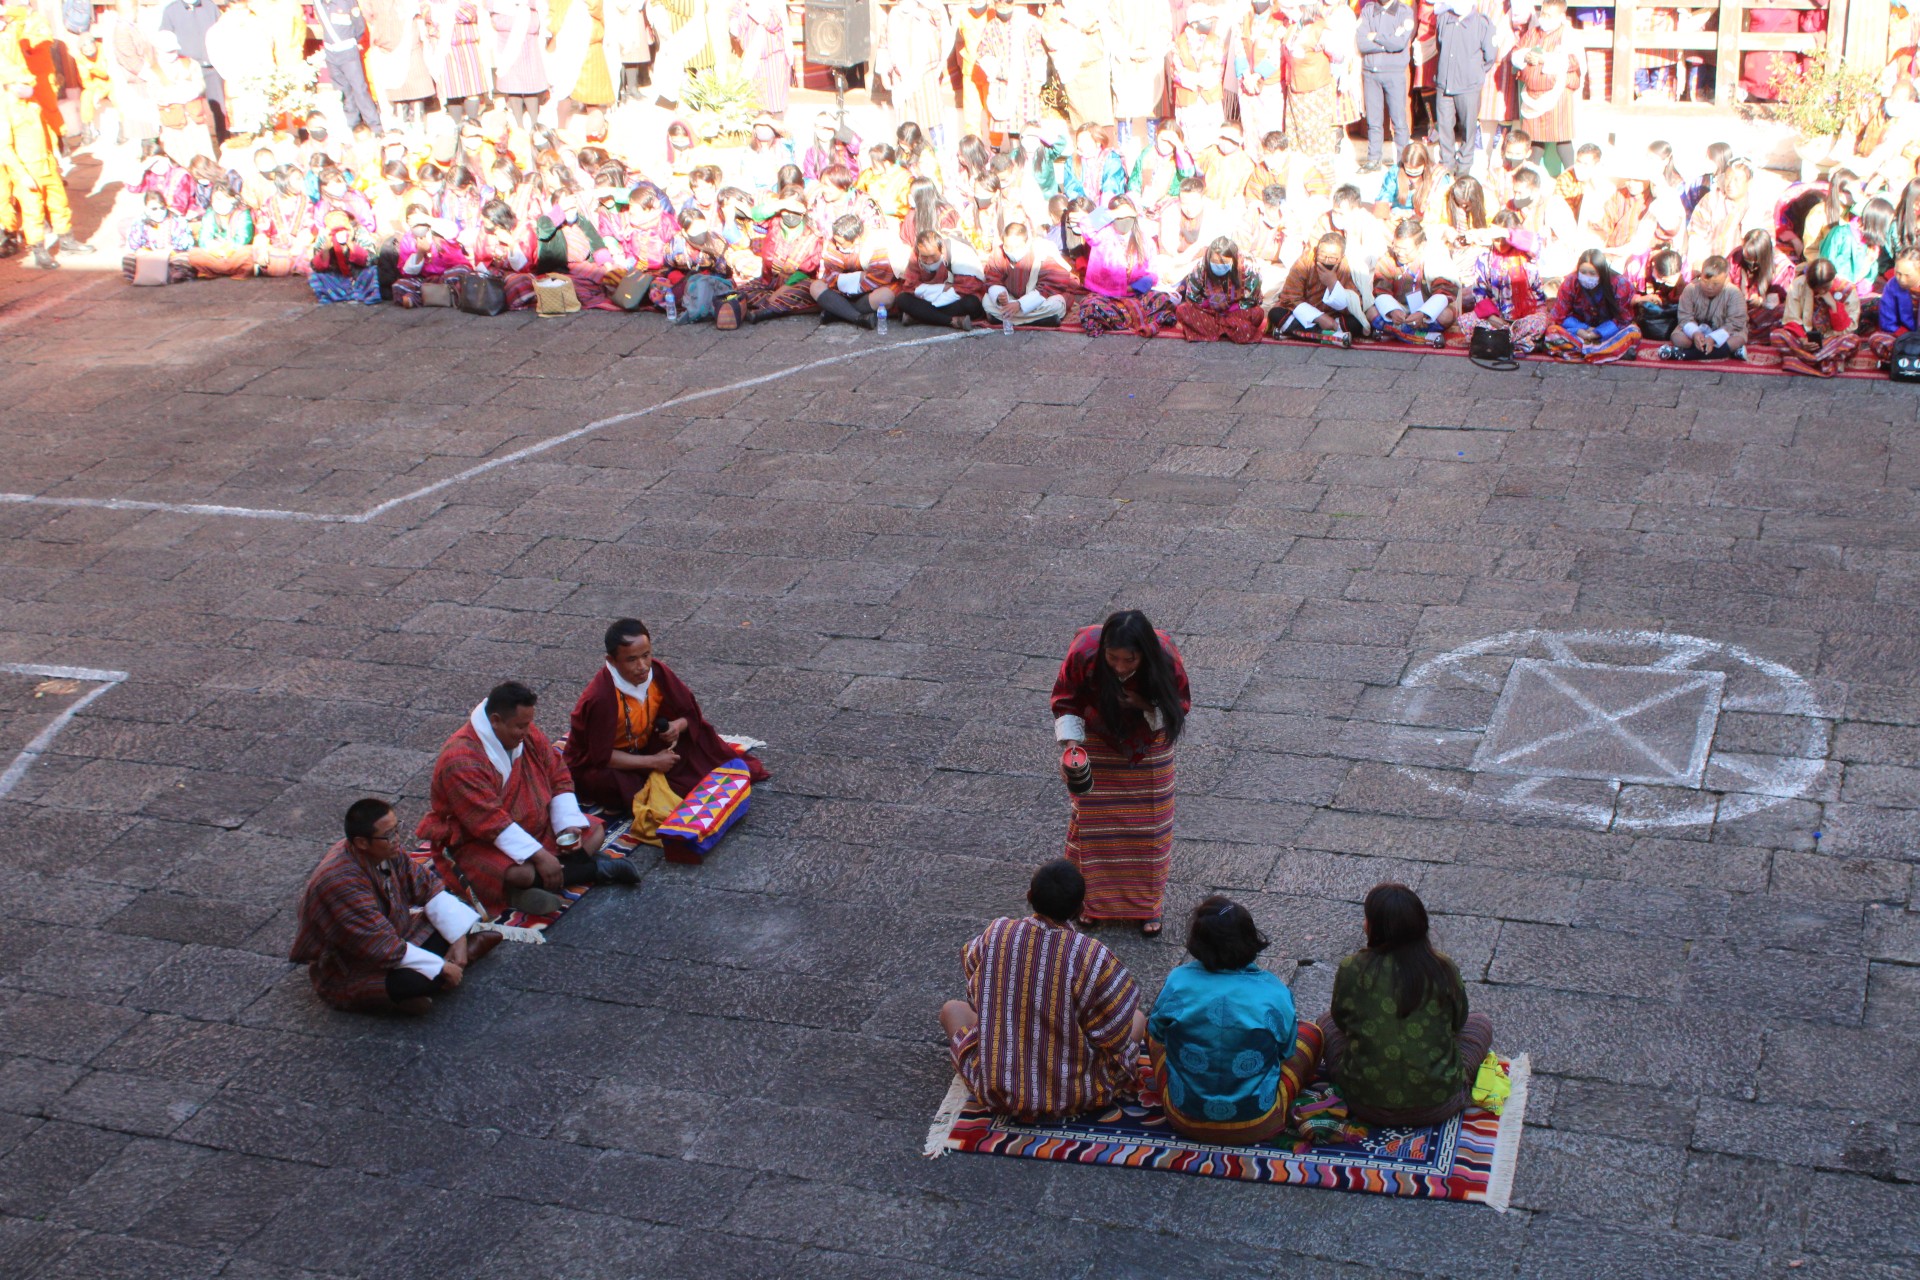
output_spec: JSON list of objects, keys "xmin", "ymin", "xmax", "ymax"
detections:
[{"xmin": 804, "ymin": 0, "xmax": 870, "ymax": 67}]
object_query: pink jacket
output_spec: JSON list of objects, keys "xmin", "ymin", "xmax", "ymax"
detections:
[{"xmin": 1083, "ymin": 222, "xmax": 1154, "ymax": 298}]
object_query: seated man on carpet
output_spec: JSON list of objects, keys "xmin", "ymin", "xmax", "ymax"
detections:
[
  {"xmin": 418, "ymin": 680, "xmax": 635, "ymax": 918},
  {"xmin": 1317, "ymin": 883, "xmax": 1495, "ymax": 1127},
  {"xmin": 564, "ymin": 617, "xmax": 771, "ymax": 830},
  {"xmin": 1148, "ymin": 895, "xmax": 1322, "ymax": 1144},
  {"xmin": 291, "ymin": 797, "xmax": 502, "ymax": 1014},
  {"xmin": 940, "ymin": 859, "xmax": 1146, "ymax": 1122}
]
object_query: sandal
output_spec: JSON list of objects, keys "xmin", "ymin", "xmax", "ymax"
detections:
[{"xmin": 1140, "ymin": 918, "xmax": 1163, "ymax": 938}]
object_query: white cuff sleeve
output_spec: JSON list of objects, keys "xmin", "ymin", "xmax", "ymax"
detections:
[
  {"xmin": 550, "ymin": 791, "xmax": 587, "ymax": 834},
  {"xmin": 1709, "ymin": 327, "xmax": 1729, "ymax": 347},
  {"xmin": 1143, "ymin": 706, "xmax": 1165, "ymax": 731},
  {"xmin": 424, "ymin": 890, "xmax": 481, "ymax": 943},
  {"xmin": 399, "ymin": 941, "xmax": 445, "ymax": 979},
  {"xmin": 1292, "ymin": 301, "xmax": 1325, "ymax": 325},
  {"xmin": 1323, "ymin": 285, "xmax": 1350, "ymax": 311},
  {"xmin": 836, "ymin": 270, "xmax": 863, "ymax": 293},
  {"xmin": 1419, "ymin": 293, "xmax": 1450, "ymax": 320},
  {"xmin": 1054, "ymin": 713, "xmax": 1087, "ymax": 743},
  {"xmin": 1018, "ymin": 289, "xmax": 1046, "ymax": 312},
  {"xmin": 495, "ymin": 821, "xmax": 543, "ymax": 863},
  {"xmin": 402, "ymin": 252, "xmax": 426, "ymax": 274},
  {"xmin": 508, "ymin": 247, "xmax": 529, "ymax": 270},
  {"xmin": 1681, "ymin": 321, "xmax": 1701, "ymax": 335}
]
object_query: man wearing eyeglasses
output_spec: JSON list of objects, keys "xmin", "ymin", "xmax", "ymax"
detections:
[{"xmin": 290, "ymin": 798, "xmax": 503, "ymax": 1014}]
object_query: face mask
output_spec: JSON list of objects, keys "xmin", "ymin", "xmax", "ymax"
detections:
[
  {"xmin": 212, "ymin": 198, "xmax": 234, "ymax": 214},
  {"xmin": 1577, "ymin": 270, "xmax": 1600, "ymax": 288},
  {"xmin": 1252, "ymin": 0, "xmax": 1270, "ymax": 10},
  {"xmin": 781, "ymin": 211, "xmax": 805, "ymax": 229},
  {"xmin": 145, "ymin": 205, "xmax": 166, "ymax": 222},
  {"xmin": 918, "ymin": 258, "xmax": 942, "ymax": 273},
  {"xmin": 1512, "ymin": 195, "xmax": 1533, "ymax": 210},
  {"xmin": 1194, "ymin": 19, "xmax": 1214, "ymax": 32},
  {"xmin": 1113, "ymin": 216, "xmax": 1136, "ymax": 235},
  {"xmin": 1004, "ymin": 243, "xmax": 1027, "ymax": 260},
  {"xmin": 1403, "ymin": 168, "xmax": 1424, "ymax": 180},
  {"xmin": 1209, "ymin": 260, "xmax": 1231, "ymax": 276},
  {"xmin": 309, "ymin": 127, "xmax": 328, "ymax": 142},
  {"xmin": 324, "ymin": 187, "xmax": 345, "ymax": 201}
]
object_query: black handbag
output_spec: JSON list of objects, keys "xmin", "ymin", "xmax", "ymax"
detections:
[
  {"xmin": 1637, "ymin": 301, "xmax": 1678, "ymax": 342},
  {"xmin": 1891, "ymin": 330, "xmax": 1920, "ymax": 383},
  {"xmin": 452, "ymin": 271, "xmax": 508, "ymax": 317},
  {"xmin": 1468, "ymin": 324, "xmax": 1518, "ymax": 370}
]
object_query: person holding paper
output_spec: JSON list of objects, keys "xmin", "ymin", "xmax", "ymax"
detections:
[
  {"xmin": 982, "ymin": 222, "xmax": 1077, "ymax": 327},
  {"xmin": 417, "ymin": 681, "xmax": 632, "ymax": 919},
  {"xmin": 291, "ymin": 799, "xmax": 503, "ymax": 1014},
  {"xmin": 1368, "ymin": 220, "xmax": 1457, "ymax": 346},
  {"xmin": 808, "ymin": 213, "xmax": 898, "ymax": 330},
  {"xmin": 1543, "ymin": 246, "xmax": 1642, "ymax": 364},
  {"xmin": 1271, "ymin": 231, "xmax": 1372, "ymax": 347},
  {"xmin": 893, "ymin": 229, "xmax": 990, "ymax": 328},
  {"xmin": 1658, "ymin": 255, "xmax": 1749, "ymax": 362}
]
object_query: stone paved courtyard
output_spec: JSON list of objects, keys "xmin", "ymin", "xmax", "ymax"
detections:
[{"xmin": 0, "ymin": 264, "xmax": 1917, "ymax": 1280}]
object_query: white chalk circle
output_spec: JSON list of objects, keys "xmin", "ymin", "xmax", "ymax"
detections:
[{"xmin": 1384, "ymin": 629, "xmax": 1831, "ymax": 830}]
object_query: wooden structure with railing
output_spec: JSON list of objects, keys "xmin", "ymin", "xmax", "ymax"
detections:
[{"xmin": 1561, "ymin": 0, "xmax": 1893, "ymax": 107}]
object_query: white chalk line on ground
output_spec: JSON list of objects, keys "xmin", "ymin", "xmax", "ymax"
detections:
[
  {"xmin": 0, "ymin": 328, "xmax": 984, "ymax": 526},
  {"xmin": 0, "ymin": 662, "xmax": 129, "ymax": 801}
]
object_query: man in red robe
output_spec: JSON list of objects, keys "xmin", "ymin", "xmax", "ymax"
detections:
[
  {"xmin": 417, "ymin": 681, "xmax": 632, "ymax": 917},
  {"xmin": 291, "ymin": 798, "xmax": 501, "ymax": 1013},
  {"xmin": 565, "ymin": 617, "xmax": 770, "ymax": 812}
]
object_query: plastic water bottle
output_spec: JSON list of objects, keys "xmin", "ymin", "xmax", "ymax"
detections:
[
  {"xmin": 874, "ymin": 304, "xmax": 888, "ymax": 335},
  {"xmin": 663, "ymin": 288, "xmax": 678, "ymax": 323},
  {"xmin": 1002, "ymin": 311, "xmax": 1015, "ymax": 336}
]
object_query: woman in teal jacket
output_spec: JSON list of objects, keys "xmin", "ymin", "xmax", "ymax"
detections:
[{"xmin": 1148, "ymin": 896, "xmax": 1322, "ymax": 1144}]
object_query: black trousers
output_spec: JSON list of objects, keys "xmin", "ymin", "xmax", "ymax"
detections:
[
  {"xmin": 1363, "ymin": 69, "xmax": 1410, "ymax": 163},
  {"xmin": 384, "ymin": 932, "xmax": 450, "ymax": 1002},
  {"xmin": 327, "ymin": 50, "xmax": 383, "ymax": 131},
  {"xmin": 1672, "ymin": 340, "xmax": 1736, "ymax": 361},
  {"xmin": 894, "ymin": 292, "xmax": 987, "ymax": 325}
]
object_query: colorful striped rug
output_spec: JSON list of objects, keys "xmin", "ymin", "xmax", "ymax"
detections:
[{"xmin": 925, "ymin": 1054, "xmax": 1530, "ymax": 1210}]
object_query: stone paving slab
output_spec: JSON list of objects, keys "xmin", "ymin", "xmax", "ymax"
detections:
[{"xmin": 0, "ymin": 263, "xmax": 1918, "ymax": 1277}]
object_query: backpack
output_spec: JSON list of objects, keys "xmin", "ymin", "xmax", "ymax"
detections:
[
  {"xmin": 1890, "ymin": 330, "xmax": 1920, "ymax": 383},
  {"xmin": 677, "ymin": 272, "xmax": 734, "ymax": 323},
  {"xmin": 63, "ymin": 0, "xmax": 92, "ymax": 34}
]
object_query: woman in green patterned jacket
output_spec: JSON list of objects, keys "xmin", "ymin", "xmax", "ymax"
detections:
[{"xmin": 1316, "ymin": 883, "xmax": 1495, "ymax": 1127}]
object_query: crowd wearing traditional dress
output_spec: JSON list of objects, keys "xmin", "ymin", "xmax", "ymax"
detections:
[{"xmin": 8, "ymin": 0, "xmax": 1920, "ymax": 372}]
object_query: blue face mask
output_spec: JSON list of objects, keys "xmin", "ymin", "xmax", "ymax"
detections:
[{"xmin": 1209, "ymin": 260, "xmax": 1231, "ymax": 276}]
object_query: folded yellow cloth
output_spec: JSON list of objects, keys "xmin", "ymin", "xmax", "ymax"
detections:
[
  {"xmin": 1472, "ymin": 1052, "xmax": 1511, "ymax": 1115},
  {"xmin": 628, "ymin": 772, "xmax": 684, "ymax": 847}
]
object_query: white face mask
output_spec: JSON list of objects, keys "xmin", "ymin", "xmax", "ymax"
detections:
[
  {"xmin": 145, "ymin": 205, "xmax": 167, "ymax": 222},
  {"xmin": 1577, "ymin": 270, "xmax": 1600, "ymax": 288}
]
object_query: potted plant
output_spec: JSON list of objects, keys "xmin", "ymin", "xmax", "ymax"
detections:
[
  {"xmin": 1769, "ymin": 59, "xmax": 1882, "ymax": 182},
  {"xmin": 681, "ymin": 66, "xmax": 760, "ymax": 147}
]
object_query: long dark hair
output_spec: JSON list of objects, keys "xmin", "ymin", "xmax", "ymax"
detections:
[
  {"xmin": 1094, "ymin": 610, "xmax": 1184, "ymax": 745},
  {"xmin": 1736, "ymin": 226, "xmax": 1775, "ymax": 300},
  {"xmin": 1361, "ymin": 883, "xmax": 1460, "ymax": 1020},
  {"xmin": 1574, "ymin": 247, "xmax": 1623, "ymax": 323}
]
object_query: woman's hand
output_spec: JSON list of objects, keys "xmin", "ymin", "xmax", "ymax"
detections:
[{"xmin": 1119, "ymin": 687, "xmax": 1150, "ymax": 711}]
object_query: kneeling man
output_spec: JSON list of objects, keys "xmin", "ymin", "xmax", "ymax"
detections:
[
  {"xmin": 291, "ymin": 797, "xmax": 502, "ymax": 1014},
  {"xmin": 565, "ymin": 617, "xmax": 770, "ymax": 814},
  {"xmin": 940, "ymin": 860, "xmax": 1147, "ymax": 1121},
  {"xmin": 419, "ymin": 680, "xmax": 635, "ymax": 917}
]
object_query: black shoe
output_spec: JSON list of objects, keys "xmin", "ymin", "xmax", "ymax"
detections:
[
  {"xmin": 594, "ymin": 853, "xmax": 640, "ymax": 886},
  {"xmin": 1357, "ymin": 160, "xmax": 1383, "ymax": 174},
  {"xmin": 25, "ymin": 243, "xmax": 58, "ymax": 269},
  {"xmin": 0, "ymin": 232, "xmax": 17, "ymax": 258},
  {"xmin": 56, "ymin": 234, "xmax": 95, "ymax": 255},
  {"xmin": 747, "ymin": 308, "xmax": 781, "ymax": 324}
]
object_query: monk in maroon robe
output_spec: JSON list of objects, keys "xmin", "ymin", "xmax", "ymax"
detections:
[{"xmin": 565, "ymin": 617, "xmax": 771, "ymax": 812}]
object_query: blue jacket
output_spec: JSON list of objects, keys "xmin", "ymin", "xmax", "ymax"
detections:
[
  {"xmin": 1435, "ymin": 10, "xmax": 1498, "ymax": 93},
  {"xmin": 1149, "ymin": 962, "xmax": 1299, "ymax": 1125},
  {"xmin": 1358, "ymin": 0, "xmax": 1416, "ymax": 73},
  {"xmin": 1881, "ymin": 279, "xmax": 1919, "ymax": 335}
]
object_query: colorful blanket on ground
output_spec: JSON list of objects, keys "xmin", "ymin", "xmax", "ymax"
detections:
[
  {"xmin": 1055, "ymin": 311, "xmax": 1890, "ymax": 380},
  {"xmin": 925, "ymin": 1053, "xmax": 1531, "ymax": 1210}
]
